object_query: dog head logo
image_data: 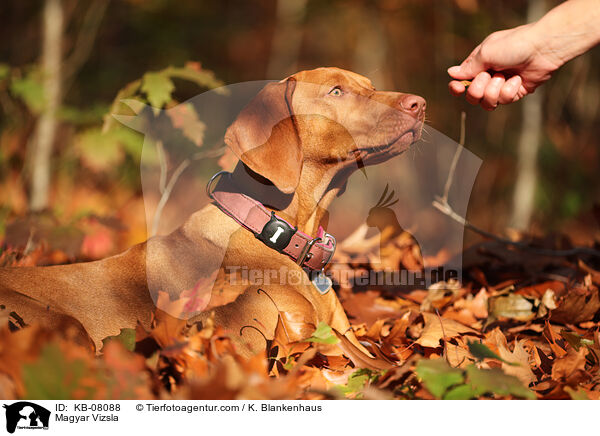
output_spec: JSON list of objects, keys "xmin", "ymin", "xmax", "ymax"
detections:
[{"xmin": 3, "ymin": 402, "xmax": 50, "ymax": 433}]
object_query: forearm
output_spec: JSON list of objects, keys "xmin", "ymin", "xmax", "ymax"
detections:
[{"xmin": 530, "ymin": 0, "xmax": 600, "ymax": 66}]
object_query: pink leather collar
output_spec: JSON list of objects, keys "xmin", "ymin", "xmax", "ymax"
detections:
[{"xmin": 207, "ymin": 171, "xmax": 336, "ymax": 271}]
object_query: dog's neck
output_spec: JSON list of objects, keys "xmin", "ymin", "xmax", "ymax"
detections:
[{"xmin": 230, "ymin": 162, "xmax": 346, "ymax": 236}]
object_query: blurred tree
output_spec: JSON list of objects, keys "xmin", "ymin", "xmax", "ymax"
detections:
[
  {"xmin": 26, "ymin": 0, "xmax": 109, "ymax": 212},
  {"xmin": 26, "ymin": 0, "xmax": 64, "ymax": 212},
  {"xmin": 510, "ymin": 0, "xmax": 545, "ymax": 230}
]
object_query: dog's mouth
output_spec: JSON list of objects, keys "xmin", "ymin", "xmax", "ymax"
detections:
[{"xmin": 350, "ymin": 119, "xmax": 424, "ymax": 164}]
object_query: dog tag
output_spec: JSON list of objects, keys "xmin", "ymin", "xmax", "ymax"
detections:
[{"xmin": 311, "ymin": 271, "xmax": 332, "ymax": 295}]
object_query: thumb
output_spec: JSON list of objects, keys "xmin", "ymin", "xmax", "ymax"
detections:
[{"xmin": 448, "ymin": 56, "xmax": 485, "ymax": 80}]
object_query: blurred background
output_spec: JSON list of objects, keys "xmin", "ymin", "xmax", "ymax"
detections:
[{"xmin": 1, "ymin": 0, "xmax": 599, "ymax": 264}]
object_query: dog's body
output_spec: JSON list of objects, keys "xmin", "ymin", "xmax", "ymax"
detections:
[{"xmin": 0, "ymin": 68, "xmax": 425, "ymax": 363}]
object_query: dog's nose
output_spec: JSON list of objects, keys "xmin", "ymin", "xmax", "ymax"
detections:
[{"xmin": 399, "ymin": 94, "xmax": 426, "ymax": 118}]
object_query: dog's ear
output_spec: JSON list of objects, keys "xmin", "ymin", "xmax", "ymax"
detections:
[{"xmin": 225, "ymin": 78, "xmax": 301, "ymax": 194}]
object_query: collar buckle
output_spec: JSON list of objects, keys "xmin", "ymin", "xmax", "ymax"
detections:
[{"xmin": 297, "ymin": 237, "xmax": 322, "ymax": 266}]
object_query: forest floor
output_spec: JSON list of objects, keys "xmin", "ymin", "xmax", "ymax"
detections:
[{"xmin": 1, "ymin": 220, "xmax": 599, "ymax": 400}]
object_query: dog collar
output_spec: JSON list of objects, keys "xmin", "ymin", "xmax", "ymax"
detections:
[{"xmin": 207, "ymin": 171, "xmax": 336, "ymax": 271}]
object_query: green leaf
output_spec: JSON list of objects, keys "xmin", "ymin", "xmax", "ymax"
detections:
[
  {"xmin": 305, "ymin": 322, "xmax": 339, "ymax": 345},
  {"xmin": 10, "ymin": 69, "xmax": 44, "ymax": 113},
  {"xmin": 103, "ymin": 79, "xmax": 142, "ymax": 133},
  {"xmin": 58, "ymin": 104, "xmax": 108, "ymax": 125},
  {"xmin": 345, "ymin": 372, "xmax": 369, "ymax": 393},
  {"xmin": 22, "ymin": 344, "xmax": 95, "ymax": 400},
  {"xmin": 102, "ymin": 328, "xmax": 136, "ymax": 352},
  {"xmin": 443, "ymin": 383, "xmax": 476, "ymax": 400},
  {"xmin": 165, "ymin": 65, "xmax": 225, "ymax": 92},
  {"xmin": 112, "ymin": 126, "xmax": 144, "ymax": 161},
  {"xmin": 77, "ymin": 127, "xmax": 125, "ymax": 171},
  {"xmin": 337, "ymin": 369, "xmax": 377, "ymax": 396},
  {"xmin": 0, "ymin": 63, "xmax": 10, "ymax": 81},
  {"xmin": 467, "ymin": 341, "xmax": 519, "ymax": 366},
  {"xmin": 77, "ymin": 127, "xmax": 143, "ymax": 171},
  {"xmin": 415, "ymin": 359, "xmax": 464, "ymax": 399},
  {"xmin": 564, "ymin": 386, "xmax": 589, "ymax": 400},
  {"xmin": 560, "ymin": 329, "xmax": 594, "ymax": 351},
  {"xmin": 282, "ymin": 356, "xmax": 296, "ymax": 371},
  {"xmin": 465, "ymin": 364, "xmax": 535, "ymax": 399},
  {"xmin": 141, "ymin": 71, "xmax": 175, "ymax": 109}
]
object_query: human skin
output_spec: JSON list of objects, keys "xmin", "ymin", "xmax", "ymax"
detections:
[{"xmin": 448, "ymin": 0, "xmax": 600, "ymax": 110}]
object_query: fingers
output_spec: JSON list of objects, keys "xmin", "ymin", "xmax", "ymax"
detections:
[
  {"xmin": 481, "ymin": 73, "xmax": 506, "ymax": 111},
  {"xmin": 447, "ymin": 46, "xmax": 483, "ymax": 80},
  {"xmin": 448, "ymin": 80, "xmax": 466, "ymax": 96},
  {"xmin": 465, "ymin": 71, "xmax": 491, "ymax": 105},
  {"xmin": 499, "ymin": 75, "xmax": 523, "ymax": 104},
  {"xmin": 449, "ymin": 72, "xmax": 528, "ymax": 109}
]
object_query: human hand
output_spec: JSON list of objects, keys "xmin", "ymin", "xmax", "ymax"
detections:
[{"xmin": 448, "ymin": 24, "xmax": 562, "ymax": 110}]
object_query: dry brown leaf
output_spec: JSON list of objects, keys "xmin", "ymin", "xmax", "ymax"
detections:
[
  {"xmin": 333, "ymin": 330, "xmax": 395, "ymax": 370},
  {"xmin": 342, "ymin": 291, "xmax": 413, "ymax": 326},
  {"xmin": 485, "ymin": 328, "xmax": 535, "ymax": 386},
  {"xmin": 551, "ymin": 285, "xmax": 600, "ymax": 324},
  {"xmin": 415, "ymin": 312, "xmax": 479, "ymax": 348},
  {"xmin": 470, "ymin": 287, "xmax": 489, "ymax": 318},
  {"xmin": 543, "ymin": 322, "xmax": 568, "ymax": 358},
  {"xmin": 551, "ymin": 347, "xmax": 588, "ymax": 382},
  {"xmin": 578, "ymin": 259, "xmax": 600, "ymax": 286},
  {"xmin": 499, "ymin": 339, "xmax": 536, "ymax": 386},
  {"xmin": 488, "ymin": 293, "xmax": 536, "ymax": 322},
  {"xmin": 445, "ymin": 342, "xmax": 472, "ymax": 368}
]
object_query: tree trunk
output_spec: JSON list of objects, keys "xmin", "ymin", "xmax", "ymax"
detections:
[
  {"xmin": 510, "ymin": 0, "xmax": 546, "ymax": 230},
  {"xmin": 27, "ymin": 0, "xmax": 64, "ymax": 212}
]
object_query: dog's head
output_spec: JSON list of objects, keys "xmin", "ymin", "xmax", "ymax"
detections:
[{"xmin": 225, "ymin": 67, "xmax": 426, "ymax": 194}]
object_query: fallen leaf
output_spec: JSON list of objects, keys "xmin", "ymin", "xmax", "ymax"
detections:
[
  {"xmin": 415, "ymin": 312, "xmax": 479, "ymax": 348},
  {"xmin": 551, "ymin": 347, "xmax": 588, "ymax": 382},
  {"xmin": 488, "ymin": 293, "xmax": 536, "ymax": 322},
  {"xmin": 551, "ymin": 285, "xmax": 600, "ymax": 324},
  {"xmin": 465, "ymin": 364, "xmax": 536, "ymax": 399},
  {"xmin": 415, "ymin": 358, "xmax": 464, "ymax": 398}
]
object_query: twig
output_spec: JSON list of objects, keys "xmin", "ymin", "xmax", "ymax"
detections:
[
  {"xmin": 433, "ymin": 113, "xmax": 600, "ymax": 258},
  {"xmin": 63, "ymin": 0, "xmax": 110, "ymax": 89},
  {"xmin": 151, "ymin": 158, "xmax": 189, "ymax": 236},
  {"xmin": 150, "ymin": 146, "xmax": 226, "ymax": 236},
  {"xmin": 156, "ymin": 140, "xmax": 167, "ymax": 195},
  {"xmin": 433, "ymin": 201, "xmax": 600, "ymax": 257},
  {"xmin": 440, "ymin": 111, "xmax": 466, "ymax": 204}
]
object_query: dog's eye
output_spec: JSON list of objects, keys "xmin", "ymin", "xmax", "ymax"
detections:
[{"xmin": 328, "ymin": 86, "xmax": 343, "ymax": 97}]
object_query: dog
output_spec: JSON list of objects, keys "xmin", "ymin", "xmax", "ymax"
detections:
[{"xmin": 0, "ymin": 67, "xmax": 425, "ymax": 367}]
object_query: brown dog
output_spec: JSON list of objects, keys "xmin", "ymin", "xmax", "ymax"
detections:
[{"xmin": 0, "ymin": 67, "xmax": 425, "ymax": 366}]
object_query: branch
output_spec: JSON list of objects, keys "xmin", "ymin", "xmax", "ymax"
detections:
[
  {"xmin": 151, "ymin": 158, "xmax": 190, "ymax": 237},
  {"xmin": 150, "ymin": 146, "xmax": 226, "ymax": 236},
  {"xmin": 156, "ymin": 141, "xmax": 167, "ymax": 195},
  {"xmin": 440, "ymin": 111, "xmax": 466, "ymax": 204},
  {"xmin": 433, "ymin": 112, "xmax": 600, "ymax": 259},
  {"xmin": 63, "ymin": 0, "xmax": 110, "ymax": 90}
]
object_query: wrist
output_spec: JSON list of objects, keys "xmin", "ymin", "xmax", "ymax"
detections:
[
  {"xmin": 527, "ymin": 21, "xmax": 567, "ymax": 69},
  {"xmin": 529, "ymin": 0, "xmax": 600, "ymax": 67}
]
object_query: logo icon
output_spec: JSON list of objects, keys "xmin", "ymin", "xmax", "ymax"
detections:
[
  {"xmin": 3, "ymin": 402, "xmax": 50, "ymax": 433},
  {"xmin": 269, "ymin": 226, "xmax": 285, "ymax": 243}
]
